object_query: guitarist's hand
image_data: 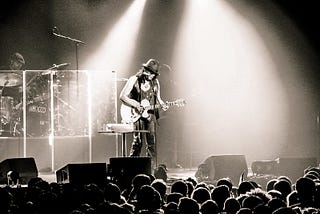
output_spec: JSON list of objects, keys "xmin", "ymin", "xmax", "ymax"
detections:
[
  {"xmin": 136, "ymin": 105, "xmax": 144, "ymax": 114},
  {"xmin": 162, "ymin": 103, "xmax": 169, "ymax": 111}
]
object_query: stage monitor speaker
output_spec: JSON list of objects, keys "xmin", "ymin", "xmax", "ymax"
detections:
[
  {"xmin": 276, "ymin": 157, "xmax": 318, "ymax": 182},
  {"xmin": 197, "ymin": 155, "xmax": 247, "ymax": 185},
  {"xmin": 251, "ymin": 160, "xmax": 277, "ymax": 175},
  {"xmin": 0, "ymin": 157, "xmax": 38, "ymax": 184},
  {"xmin": 56, "ymin": 163, "xmax": 107, "ymax": 187},
  {"xmin": 109, "ymin": 157, "xmax": 151, "ymax": 190}
]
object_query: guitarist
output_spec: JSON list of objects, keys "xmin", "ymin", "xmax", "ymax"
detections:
[{"xmin": 120, "ymin": 58, "xmax": 168, "ymax": 168}]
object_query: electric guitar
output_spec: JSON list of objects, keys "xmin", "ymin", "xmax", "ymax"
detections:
[{"xmin": 120, "ymin": 98, "xmax": 186, "ymax": 124}]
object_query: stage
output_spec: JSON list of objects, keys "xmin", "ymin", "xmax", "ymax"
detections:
[{"xmin": 38, "ymin": 167, "xmax": 198, "ymax": 184}]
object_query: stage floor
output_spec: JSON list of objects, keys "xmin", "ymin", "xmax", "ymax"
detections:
[{"xmin": 39, "ymin": 167, "xmax": 198, "ymax": 184}]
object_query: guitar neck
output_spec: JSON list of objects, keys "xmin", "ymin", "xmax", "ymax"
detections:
[{"xmin": 148, "ymin": 102, "xmax": 176, "ymax": 110}]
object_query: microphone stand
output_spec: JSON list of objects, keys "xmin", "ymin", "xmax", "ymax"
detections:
[
  {"xmin": 0, "ymin": 81, "xmax": 9, "ymax": 135},
  {"xmin": 52, "ymin": 31, "xmax": 85, "ymax": 99},
  {"xmin": 52, "ymin": 32, "xmax": 85, "ymax": 45},
  {"xmin": 52, "ymin": 30, "xmax": 85, "ymax": 141},
  {"xmin": 151, "ymin": 79, "xmax": 158, "ymax": 169}
]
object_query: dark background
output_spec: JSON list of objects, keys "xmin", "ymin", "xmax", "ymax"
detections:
[{"xmin": 1, "ymin": 0, "xmax": 320, "ymax": 169}]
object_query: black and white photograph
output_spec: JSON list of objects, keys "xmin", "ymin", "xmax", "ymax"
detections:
[{"xmin": 1, "ymin": 0, "xmax": 320, "ymax": 213}]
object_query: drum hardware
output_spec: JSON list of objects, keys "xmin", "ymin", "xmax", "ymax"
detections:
[
  {"xmin": 0, "ymin": 99, "xmax": 13, "ymax": 123},
  {"xmin": 54, "ymin": 95, "xmax": 76, "ymax": 111},
  {"xmin": 0, "ymin": 73, "xmax": 20, "ymax": 134},
  {"xmin": 26, "ymin": 72, "xmax": 42, "ymax": 87},
  {"xmin": 0, "ymin": 96, "xmax": 14, "ymax": 136},
  {"xmin": 8, "ymin": 96, "xmax": 76, "ymax": 137},
  {"xmin": 0, "ymin": 70, "xmax": 50, "ymax": 136},
  {"xmin": 43, "ymin": 63, "xmax": 70, "ymax": 75},
  {"xmin": 0, "ymin": 68, "xmax": 83, "ymax": 137}
]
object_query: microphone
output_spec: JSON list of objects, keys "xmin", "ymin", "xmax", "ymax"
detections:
[
  {"xmin": 54, "ymin": 63, "xmax": 70, "ymax": 69},
  {"xmin": 43, "ymin": 63, "xmax": 71, "ymax": 75},
  {"xmin": 51, "ymin": 26, "xmax": 85, "ymax": 44},
  {"xmin": 52, "ymin": 26, "xmax": 59, "ymax": 34}
]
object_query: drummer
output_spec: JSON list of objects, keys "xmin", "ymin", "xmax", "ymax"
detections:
[
  {"xmin": 0, "ymin": 52, "xmax": 24, "ymax": 98},
  {"xmin": 0, "ymin": 52, "xmax": 25, "ymax": 70},
  {"xmin": 9, "ymin": 52, "xmax": 25, "ymax": 71}
]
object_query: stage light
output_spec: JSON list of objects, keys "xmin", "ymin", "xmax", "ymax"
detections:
[
  {"xmin": 172, "ymin": 0, "xmax": 292, "ymax": 164},
  {"xmin": 83, "ymin": 0, "xmax": 147, "ymax": 71},
  {"xmin": 81, "ymin": 0, "xmax": 147, "ymax": 147}
]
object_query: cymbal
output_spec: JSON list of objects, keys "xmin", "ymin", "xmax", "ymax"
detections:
[{"xmin": 0, "ymin": 72, "xmax": 22, "ymax": 86}]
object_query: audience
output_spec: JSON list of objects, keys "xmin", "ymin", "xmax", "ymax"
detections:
[
  {"xmin": 211, "ymin": 184, "xmax": 231, "ymax": 211},
  {"xmin": 266, "ymin": 178, "xmax": 278, "ymax": 192},
  {"xmin": 295, "ymin": 177, "xmax": 316, "ymax": 209},
  {"xmin": 135, "ymin": 185, "xmax": 162, "ymax": 213},
  {"xmin": 0, "ymin": 164, "xmax": 320, "ymax": 214},
  {"xmin": 273, "ymin": 179, "xmax": 292, "ymax": 200},
  {"xmin": 170, "ymin": 180, "xmax": 188, "ymax": 197},
  {"xmin": 151, "ymin": 179, "xmax": 168, "ymax": 205},
  {"xmin": 163, "ymin": 201, "xmax": 179, "ymax": 214},
  {"xmin": 200, "ymin": 199, "xmax": 219, "ymax": 214},
  {"xmin": 224, "ymin": 197, "xmax": 241, "ymax": 214},
  {"xmin": 191, "ymin": 187, "xmax": 211, "ymax": 204},
  {"xmin": 178, "ymin": 197, "xmax": 200, "ymax": 214},
  {"xmin": 267, "ymin": 198, "xmax": 286, "ymax": 213}
]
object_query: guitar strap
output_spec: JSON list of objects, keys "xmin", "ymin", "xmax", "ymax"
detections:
[{"xmin": 150, "ymin": 79, "xmax": 160, "ymax": 121}]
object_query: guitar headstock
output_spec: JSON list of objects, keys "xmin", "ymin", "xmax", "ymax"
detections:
[{"xmin": 173, "ymin": 98, "xmax": 186, "ymax": 107}]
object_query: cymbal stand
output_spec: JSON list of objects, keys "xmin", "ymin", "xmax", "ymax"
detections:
[
  {"xmin": 0, "ymin": 88, "xmax": 3, "ymax": 134},
  {"xmin": 49, "ymin": 70, "xmax": 55, "ymax": 171},
  {"xmin": 54, "ymin": 76, "xmax": 62, "ymax": 135},
  {"xmin": 46, "ymin": 70, "xmax": 63, "ymax": 136},
  {"xmin": 0, "ymin": 81, "xmax": 9, "ymax": 135}
]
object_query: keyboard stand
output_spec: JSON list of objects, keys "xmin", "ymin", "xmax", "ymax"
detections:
[{"xmin": 98, "ymin": 129, "xmax": 149, "ymax": 157}]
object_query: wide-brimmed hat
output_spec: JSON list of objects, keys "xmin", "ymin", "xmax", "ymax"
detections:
[{"xmin": 142, "ymin": 58, "xmax": 160, "ymax": 75}]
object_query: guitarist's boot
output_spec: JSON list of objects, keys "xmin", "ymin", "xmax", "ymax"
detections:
[{"xmin": 129, "ymin": 136, "xmax": 142, "ymax": 157}]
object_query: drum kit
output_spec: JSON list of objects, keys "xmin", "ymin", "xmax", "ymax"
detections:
[
  {"xmin": 0, "ymin": 70, "xmax": 75, "ymax": 137},
  {"xmin": 0, "ymin": 72, "xmax": 22, "ymax": 136}
]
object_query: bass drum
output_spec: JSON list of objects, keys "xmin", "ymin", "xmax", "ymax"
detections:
[{"xmin": 26, "ymin": 101, "xmax": 49, "ymax": 137}]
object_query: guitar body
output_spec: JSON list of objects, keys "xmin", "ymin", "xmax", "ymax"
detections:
[
  {"xmin": 120, "ymin": 103, "xmax": 142, "ymax": 124},
  {"xmin": 120, "ymin": 98, "xmax": 186, "ymax": 124}
]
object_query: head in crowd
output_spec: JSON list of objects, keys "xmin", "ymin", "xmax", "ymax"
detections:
[{"xmin": 171, "ymin": 180, "xmax": 188, "ymax": 197}]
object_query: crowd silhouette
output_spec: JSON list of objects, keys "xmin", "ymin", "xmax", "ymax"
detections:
[{"xmin": 0, "ymin": 165, "xmax": 320, "ymax": 214}]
